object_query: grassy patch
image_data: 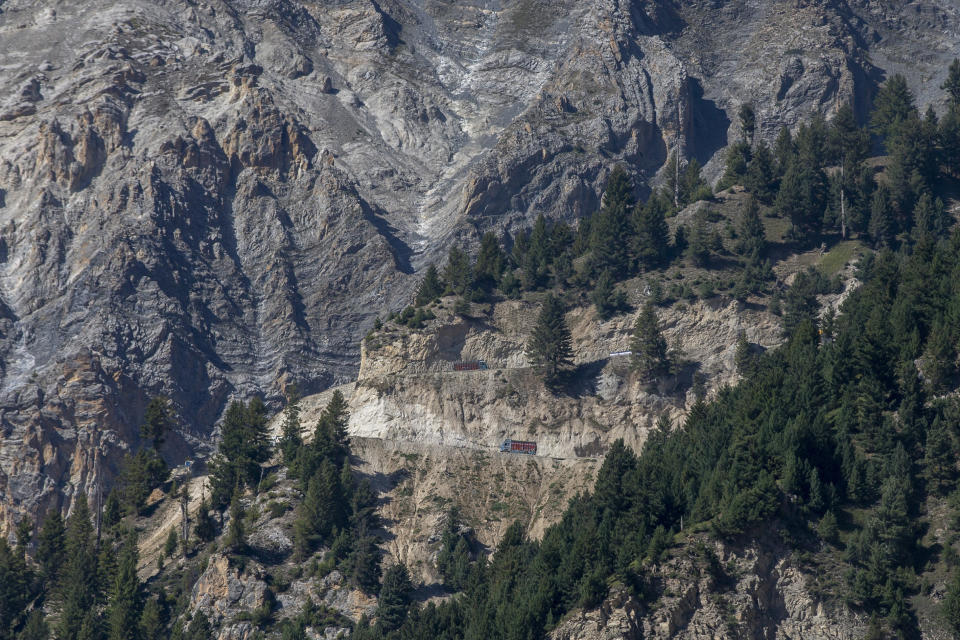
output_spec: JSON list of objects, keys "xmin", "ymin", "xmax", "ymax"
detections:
[
  {"xmin": 818, "ymin": 240, "xmax": 866, "ymax": 275},
  {"xmin": 763, "ymin": 216, "xmax": 792, "ymax": 243}
]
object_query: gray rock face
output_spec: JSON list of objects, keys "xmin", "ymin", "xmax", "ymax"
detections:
[{"xmin": 0, "ymin": 0, "xmax": 957, "ymax": 528}]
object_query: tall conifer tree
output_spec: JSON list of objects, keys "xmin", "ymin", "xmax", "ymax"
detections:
[
  {"xmin": 526, "ymin": 294, "xmax": 574, "ymax": 385},
  {"xmin": 630, "ymin": 302, "xmax": 669, "ymax": 381},
  {"xmin": 57, "ymin": 496, "xmax": 100, "ymax": 640},
  {"xmin": 106, "ymin": 532, "xmax": 142, "ymax": 640}
]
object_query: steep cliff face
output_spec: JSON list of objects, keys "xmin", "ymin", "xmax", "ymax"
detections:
[
  {"xmin": 350, "ymin": 294, "xmax": 783, "ymax": 457},
  {"xmin": 0, "ymin": 0, "xmax": 956, "ymax": 529}
]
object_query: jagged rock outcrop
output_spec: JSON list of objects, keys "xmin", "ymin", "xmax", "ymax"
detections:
[{"xmin": 0, "ymin": 0, "xmax": 959, "ymax": 534}]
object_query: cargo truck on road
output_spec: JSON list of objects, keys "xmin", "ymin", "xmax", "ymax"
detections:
[
  {"xmin": 499, "ymin": 439, "xmax": 537, "ymax": 455},
  {"xmin": 454, "ymin": 360, "xmax": 488, "ymax": 371}
]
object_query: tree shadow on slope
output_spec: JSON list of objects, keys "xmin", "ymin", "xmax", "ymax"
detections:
[{"xmin": 553, "ymin": 357, "xmax": 608, "ymax": 397}]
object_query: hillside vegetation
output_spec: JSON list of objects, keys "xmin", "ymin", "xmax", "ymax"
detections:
[{"xmin": 3, "ymin": 67, "xmax": 960, "ymax": 640}]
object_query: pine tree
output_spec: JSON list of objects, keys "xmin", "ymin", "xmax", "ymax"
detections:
[
  {"xmin": 36, "ymin": 510, "xmax": 65, "ymax": 590},
  {"xmin": 312, "ymin": 390, "xmax": 350, "ymax": 468},
  {"xmin": 225, "ymin": 489, "xmax": 245, "ymax": 553},
  {"xmin": 745, "ymin": 142, "xmax": 777, "ymax": 203},
  {"xmin": 351, "ymin": 478, "xmax": 378, "ymax": 532},
  {"xmin": 923, "ymin": 324, "xmax": 956, "ymax": 392},
  {"xmin": 106, "ymin": 532, "xmax": 142, "ymax": 640},
  {"xmin": 208, "ymin": 403, "xmax": 245, "ymax": 510},
  {"xmin": 590, "ymin": 167, "xmax": 635, "ymax": 278},
  {"xmin": 348, "ymin": 536, "xmax": 381, "ymax": 594},
  {"xmin": 18, "ymin": 610, "xmax": 49, "ymax": 640},
  {"xmin": 630, "ymin": 302, "xmax": 669, "ymax": 381},
  {"xmin": 293, "ymin": 460, "xmax": 344, "ymax": 557},
  {"xmin": 118, "ymin": 449, "xmax": 168, "ymax": 516},
  {"xmin": 414, "ymin": 263, "xmax": 444, "ymax": 306},
  {"xmin": 774, "ymin": 126, "xmax": 796, "ymax": 177},
  {"xmin": 443, "ymin": 247, "xmax": 472, "ymax": 296},
  {"xmin": 0, "ymin": 537, "xmax": 32, "ymax": 635},
  {"xmin": 685, "ymin": 216, "xmax": 711, "ymax": 267},
  {"xmin": 550, "ymin": 221, "xmax": 574, "ymax": 260},
  {"xmin": 246, "ymin": 396, "xmax": 271, "ymax": 476},
  {"xmin": 632, "ymin": 196, "xmax": 670, "ymax": 268},
  {"xmin": 510, "ymin": 229, "xmax": 530, "ymax": 269},
  {"xmin": 735, "ymin": 197, "xmax": 766, "ymax": 261},
  {"xmin": 209, "ymin": 399, "xmax": 272, "ymax": 509},
  {"xmin": 943, "ymin": 58, "xmax": 960, "ymax": 108},
  {"xmin": 377, "ymin": 563, "xmax": 413, "ymax": 631},
  {"xmin": 181, "ymin": 613, "xmax": 211, "ymax": 640},
  {"xmin": 279, "ymin": 386, "xmax": 303, "ymax": 469},
  {"xmin": 10, "ymin": 525, "xmax": 28, "ymax": 563},
  {"xmin": 807, "ymin": 467, "xmax": 826, "ymax": 515},
  {"xmin": 817, "ymin": 511, "xmax": 839, "ymax": 545},
  {"xmin": 944, "ymin": 571, "xmax": 960, "ymax": 637},
  {"xmin": 473, "ymin": 232, "xmax": 505, "ymax": 295},
  {"xmin": 681, "ymin": 158, "xmax": 709, "ymax": 205},
  {"xmin": 875, "ymin": 455, "xmax": 914, "ymax": 565},
  {"xmin": 924, "ymin": 417, "xmax": 955, "ymax": 496},
  {"xmin": 139, "ymin": 599, "xmax": 163, "ymax": 640},
  {"xmin": 526, "ymin": 294, "xmax": 574, "ymax": 385},
  {"xmin": 521, "ymin": 214, "xmax": 552, "ymax": 290},
  {"xmin": 102, "ymin": 490, "xmax": 122, "ymax": 532},
  {"xmin": 942, "ymin": 105, "xmax": 960, "ymax": 177},
  {"xmin": 739, "ymin": 103, "xmax": 756, "ymax": 142},
  {"xmin": 868, "ymin": 185, "xmax": 895, "ymax": 249},
  {"xmin": 828, "ymin": 103, "xmax": 870, "ymax": 165},
  {"xmin": 449, "ymin": 537, "xmax": 472, "ymax": 589},
  {"xmin": 775, "ymin": 152, "xmax": 827, "ymax": 244},
  {"xmin": 718, "ymin": 141, "xmax": 751, "ymax": 190},
  {"xmin": 590, "ymin": 269, "xmax": 626, "ymax": 320},
  {"xmin": 57, "ymin": 496, "xmax": 100, "ymax": 640},
  {"xmin": 193, "ymin": 497, "xmax": 216, "ymax": 543},
  {"xmin": 887, "ymin": 113, "xmax": 936, "ymax": 224},
  {"xmin": 163, "ymin": 528, "xmax": 177, "ymax": 559},
  {"xmin": 870, "ymin": 74, "xmax": 917, "ymax": 144},
  {"xmin": 140, "ymin": 396, "xmax": 172, "ymax": 451},
  {"xmin": 593, "ymin": 439, "xmax": 638, "ymax": 514},
  {"xmin": 551, "ymin": 250, "xmax": 573, "ymax": 288},
  {"xmin": 911, "ymin": 191, "xmax": 947, "ymax": 246},
  {"xmin": 76, "ymin": 610, "xmax": 102, "ymax": 640},
  {"xmin": 798, "ymin": 114, "xmax": 828, "ymax": 164},
  {"xmin": 734, "ymin": 333, "xmax": 754, "ymax": 377}
]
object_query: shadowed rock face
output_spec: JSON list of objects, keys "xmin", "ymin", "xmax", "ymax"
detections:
[{"xmin": 0, "ymin": 0, "xmax": 955, "ymax": 527}]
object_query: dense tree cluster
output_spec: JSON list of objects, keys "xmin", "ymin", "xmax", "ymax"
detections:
[
  {"xmin": 392, "ymin": 162, "xmax": 691, "ymax": 332},
  {"xmin": 113, "ymin": 397, "xmax": 174, "ymax": 516},
  {"xmin": 0, "ymin": 494, "xmax": 158, "ymax": 640},
  {"xmin": 724, "ymin": 73, "xmax": 957, "ymax": 251},
  {"xmin": 281, "ymin": 391, "xmax": 381, "ymax": 592},
  {"xmin": 208, "ymin": 397, "xmax": 272, "ymax": 511}
]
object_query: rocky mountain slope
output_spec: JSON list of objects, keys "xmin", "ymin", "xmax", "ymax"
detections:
[
  {"xmin": 129, "ymin": 254, "xmax": 875, "ymax": 639},
  {"xmin": 1, "ymin": 0, "xmax": 959, "ymax": 545}
]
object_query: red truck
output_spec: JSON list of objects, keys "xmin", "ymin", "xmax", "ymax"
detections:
[
  {"xmin": 453, "ymin": 360, "xmax": 488, "ymax": 371},
  {"xmin": 499, "ymin": 439, "xmax": 537, "ymax": 455}
]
